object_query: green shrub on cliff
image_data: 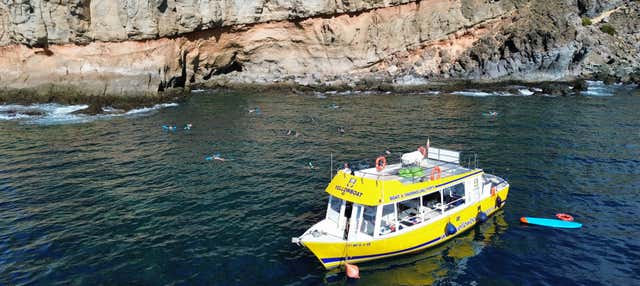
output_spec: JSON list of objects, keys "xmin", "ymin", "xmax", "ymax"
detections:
[
  {"xmin": 581, "ymin": 17, "xmax": 592, "ymax": 26},
  {"xmin": 600, "ymin": 24, "xmax": 616, "ymax": 35}
]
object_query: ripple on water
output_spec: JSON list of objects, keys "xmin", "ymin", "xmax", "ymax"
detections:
[{"xmin": 1, "ymin": 86, "xmax": 640, "ymax": 285}]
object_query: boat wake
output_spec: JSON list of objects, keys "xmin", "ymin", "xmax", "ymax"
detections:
[{"xmin": 0, "ymin": 103, "xmax": 178, "ymax": 125}]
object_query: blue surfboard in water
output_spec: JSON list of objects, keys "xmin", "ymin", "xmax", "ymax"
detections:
[{"xmin": 520, "ymin": 217, "xmax": 582, "ymax": 229}]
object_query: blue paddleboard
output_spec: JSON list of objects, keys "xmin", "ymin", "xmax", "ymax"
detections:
[{"xmin": 520, "ymin": 217, "xmax": 582, "ymax": 229}]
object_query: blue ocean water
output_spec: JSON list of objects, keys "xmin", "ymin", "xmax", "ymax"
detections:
[{"xmin": 1, "ymin": 85, "xmax": 639, "ymax": 285}]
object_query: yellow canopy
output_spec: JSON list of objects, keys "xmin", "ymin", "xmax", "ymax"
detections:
[{"xmin": 325, "ymin": 169, "xmax": 483, "ymax": 206}]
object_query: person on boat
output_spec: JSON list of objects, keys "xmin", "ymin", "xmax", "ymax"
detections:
[{"xmin": 343, "ymin": 163, "xmax": 351, "ymax": 174}]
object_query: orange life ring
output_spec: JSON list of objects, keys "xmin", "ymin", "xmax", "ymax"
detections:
[
  {"xmin": 418, "ymin": 146, "xmax": 427, "ymax": 157},
  {"xmin": 556, "ymin": 213, "xmax": 574, "ymax": 221},
  {"xmin": 375, "ymin": 156, "xmax": 387, "ymax": 172},
  {"xmin": 490, "ymin": 186, "xmax": 497, "ymax": 196},
  {"xmin": 429, "ymin": 166, "xmax": 441, "ymax": 181}
]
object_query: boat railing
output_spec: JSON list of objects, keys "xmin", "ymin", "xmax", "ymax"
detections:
[
  {"xmin": 329, "ymin": 148, "xmax": 487, "ymax": 184},
  {"xmin": 397, "ymin": 206, "xmax": 446, "ymax": 230},
  {"xmin": 336, "ymin": 158, "xmax": 469, "ymax": 181},
  {"xmin": 420, "ymin": 207, "xmax": 442, "ymax": 222},
  {"xmin": 440, "ymin": 196, "xmax": 466, "ymax": 212}
]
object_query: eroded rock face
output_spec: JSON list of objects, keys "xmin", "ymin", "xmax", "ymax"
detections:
[
  {"xmin": 0, "ymin": 0, "xmax": 638, "ymax": 97},
  {"xmin": 1, "ymin": 0, "xmax": 422, "ymax": 46}
]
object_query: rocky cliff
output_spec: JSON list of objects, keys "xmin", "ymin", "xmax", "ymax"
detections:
[{"xmin": 0, "ymin": 0, "xmax": 638, "ymax": 98}]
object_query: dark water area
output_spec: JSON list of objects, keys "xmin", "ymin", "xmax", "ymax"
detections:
[{"xmin": 1, "ymin": 86, "xmax": 640, "ymax": 285}]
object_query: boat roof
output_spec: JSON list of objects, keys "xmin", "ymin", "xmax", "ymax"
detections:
[{"xmin": 326, "ymin": 157, "xmax": 483, "ymax": 206}]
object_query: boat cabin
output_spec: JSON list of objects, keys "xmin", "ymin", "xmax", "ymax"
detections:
[{"xmin": 304, "ymin": 147, "xmax": 507, "ymax": 242}]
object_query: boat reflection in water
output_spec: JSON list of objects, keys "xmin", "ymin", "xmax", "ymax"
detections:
[{"xmin": 324, "ymin": 211, "xmax": 509, "ymax": 285}]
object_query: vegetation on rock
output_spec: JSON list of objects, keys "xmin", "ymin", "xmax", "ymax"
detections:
[{"xmin": 600, "ymin": 24, "xmax": 617, "ymax": 35}]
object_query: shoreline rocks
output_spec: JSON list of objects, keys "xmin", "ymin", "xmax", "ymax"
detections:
[
  {"xmin": 0, "ymin": 1, "xmax": 638, "ymax": 100},
  {"xmin": 0, "ymin": 84, "xmax": 187, "ymax": 114}
]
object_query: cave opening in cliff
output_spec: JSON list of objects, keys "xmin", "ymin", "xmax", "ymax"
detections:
[
  {"xmin": 212, "ymin": 61, "xmax": 243, "ymax": 76},
  {"xmin": 202, "ymin": 60, "xmax": 244, "ymax": 81},
  {"xmin": 157, "ymin": 0, "xmax": 168, "ymax": 13}
]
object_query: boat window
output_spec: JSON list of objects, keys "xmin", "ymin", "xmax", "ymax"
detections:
[
  {"xmin": 359, "ymin": 205, "xmax": 377, "ymax": 236},
  {"xmin": 398, "ymin": 198, "xmax": 421, "ymax": 229},
  {"xmin": 421, "ymin": 192, "xmax": 441, "ymax": 208},
  {"xmin": 421, "ymin": 191, "xmax": 443, "ymax": 220},
  {"xmin": 443, "ymin": 183, "xmax": 465, "ymax": 210},
  {"xmin": 379, "ymin": 204, "xmax": 397, "ymax": 236},
  {"xmin": 348, "ymin": 205, "xmax": 363, "ymax": 240},
  {"xmin": 327, "ymin": 196, "xmax": 343, "ymax": 223}
]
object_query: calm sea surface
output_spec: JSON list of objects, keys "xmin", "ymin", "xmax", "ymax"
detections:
[{"xmin": 1, "ymin": 85, "xmax": 639, "ymax": 285}]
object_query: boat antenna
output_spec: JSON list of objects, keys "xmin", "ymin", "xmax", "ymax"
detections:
[{"xmin": 474, "ymin": 153, "xmax": 478, "ymax": 169}]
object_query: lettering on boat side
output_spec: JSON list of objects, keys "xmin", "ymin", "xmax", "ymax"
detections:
[
  {"xmin": 335, "ymin": 185, "xmax": 363, "ymax": 197},
  {"xmin": 389, "ymin": 186, "xmax": 434, "ymax": 201},
  {"xmin": 457, "ymin": 217, "xmax": 476, "ymax": 230},
  {"xmin": 349, "ymin": 242, "xmax": 372, "ymax": 247}
]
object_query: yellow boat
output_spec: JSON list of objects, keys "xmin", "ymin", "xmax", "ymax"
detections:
[{"xmin": 292, "ymin": 146, "xmax": 510, "ymax": 269}]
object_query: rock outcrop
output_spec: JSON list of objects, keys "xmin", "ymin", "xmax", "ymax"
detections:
[{"xmin": 0, "ymin": 0, "xmax": 638, "ymax": 98}]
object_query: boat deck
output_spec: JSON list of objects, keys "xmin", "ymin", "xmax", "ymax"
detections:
[{"xmin": 353, "ymin": 158, "xmax": 472, "ymax": 183}]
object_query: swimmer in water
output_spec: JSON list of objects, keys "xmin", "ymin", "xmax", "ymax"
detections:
[
  {"xmin": 212, "ymin": 153, "xmax": 226, "ymax": 161},
  {"xmin": 338, "ymin": 127, "xmax": 345, "ymax": 134},
  {"xmin": 248, "ymin": 107, "xmax": 261, "ymax": 114},
  {"xmin": 184, "ymin": 123, "xmax": 192, "ymax": 130},
  {"xmin": 307, "ymin": 162, "xmax": 316, "ymax": 169},
  {"xmin": 206, "ymin": 153, "xmax": 226, "ymax": 161}
]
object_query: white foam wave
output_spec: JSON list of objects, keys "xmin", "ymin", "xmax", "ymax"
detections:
[
  {"xmin": 0, "ymin": 112, "xmax": 32, "ymax": 120},
  {"xmin": 582, "ymin": 81, "xmax": 615, "ymax": 96},
  {"xmin": 452, "ymin": 91, "xmax": 495, "ymax": 97},
  {"xmin": 453, "ymin": 90, "xmax": 525, "ymax": 97},
  {"xmin": 0, "ymin": 102, "xmax": 178, "ymax": 125},
  {"xmin": 52, "ymin": 104, "xmax": 89, "ymax": 115},
  {"xmin": 124, "ymin": 103, "xmax": 178, "ymax": 115},
  {"xmin": 518, "ymin": 89, "xmax": 535, "ymax": 96}
]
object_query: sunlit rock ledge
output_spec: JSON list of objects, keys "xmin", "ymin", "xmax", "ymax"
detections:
[{"xmin": 0, "ymin": 0, "xmax": 638, "ymax": 99}]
